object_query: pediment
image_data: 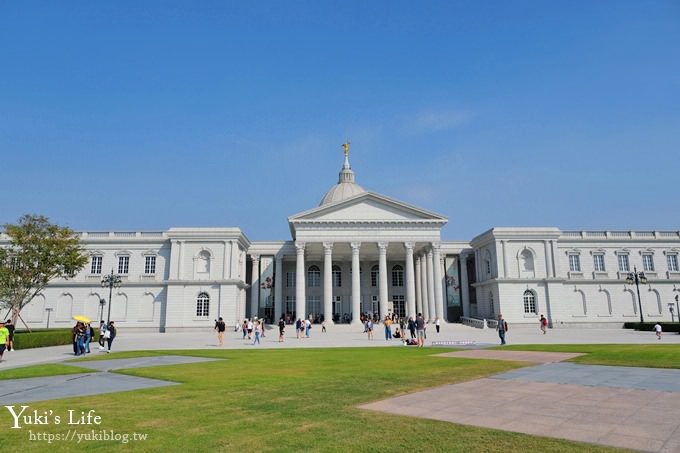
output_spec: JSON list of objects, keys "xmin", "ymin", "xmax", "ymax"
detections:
[{"xmin": 289, "ymin": 192, "xmax": 447, "ymax": 223}]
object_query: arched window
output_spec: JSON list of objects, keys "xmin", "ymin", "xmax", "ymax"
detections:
[
  {"xmin": 196, "ymin": 292, "xmax": 210, "ymax": 317},
  {"xmin": 332, "ymin": 265, "xmax": 342, "ymax": 287},
  {"xmin": 371, "ymin": 265, "xmax": 379, "ymax": 287},
  {"xmin": 197, "ymin": 250, "xmax": 211, "ymax": 273},
  {"xmin": 307, "ymin": 265, "xmax": 320, "ymax": 287},
  {"xmin": 520, "ymin": 250, "xmax": 534, "ymax": 272},
  {"xmin": 392, "ymin": 265, "xmax": 404, "ymax": 287},
  {"xmin": 523, "ymin": 290, "xmax": 536, "ymax": 314}
]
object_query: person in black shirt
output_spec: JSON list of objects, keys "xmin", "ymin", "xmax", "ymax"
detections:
[
  {"xmin": 4, "ymin": 319, "xmax": 14, "ymax": 351},
  {"xmin": 214, "ymin": 317, "xmax": 226, "ymax": 346},
  {"xmin": 278, "ymin": 316, "xmax": 285, "ymax": 342}
]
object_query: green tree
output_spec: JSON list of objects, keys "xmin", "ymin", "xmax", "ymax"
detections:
[{"xmin": 0, "ymin": 214, "xmax": 88, "ymax": 327}]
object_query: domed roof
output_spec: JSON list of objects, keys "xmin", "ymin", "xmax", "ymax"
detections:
[{"xmin": 319, "ymin": 144, "xmax": 366, "ymax": 206}]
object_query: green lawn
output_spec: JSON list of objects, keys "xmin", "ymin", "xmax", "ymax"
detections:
[
  {"xmin": 0, "ymin": 363, "xmax": 95, "ymax": 380},
  {"xmin": 0, "ymin": 346, "xmax": 638, "ymax": 452}
]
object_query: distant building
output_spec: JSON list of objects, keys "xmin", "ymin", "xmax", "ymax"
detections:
[{"xmin": 5, "ymin": 149, "xmax": 679, "ymax": 330}]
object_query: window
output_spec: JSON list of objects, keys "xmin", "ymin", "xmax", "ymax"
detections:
[
  {"xmin": 286, "ymin": 272, "xmax": 296, "ymax": 288},
  {"xmin": 371, "ymin": 265, "xmax": 379, "ymax": 287},
  {"xmin": 307, "ymin": 265, "xmax": 320, "ymax": 287},
  {"xmin": 523, "ymin": 290, "xmax": 536, "ymax": 314},
  {"xmin": 332, "ymin": 265, "xmax": 342, "ymax": 287},
  {"xmin": 618, "ymin": 254, "xmax": 630, "ymax": 272},
  {"xmin": 568, "ymin": 255, "xmax": 581, "ymax": 272},
  {"xmin": 668, "ymin": 254, "xmax": 679, "ymax": 272},
  {"xmin": 593, "ymin": 254, "xmax": 605, "ymax": 272},
  {"xmin": 642, "ymin": 254, "xmax": 655, "ymax": 272},
  {"xmin": 196, "ymin": 292, "xmax": 209, "ymax": 317},
  {"xmin": 90, "ymin": 256, "xmax": 102, "ymax": 275},
  {"xmin": 306, "ymin": 296, "xmax": 321, "ymax": 318},
  {"xmin": 489, "ymin": 292, "xmax": 495, "ymax": 315},
  {"xmin": 486, "ymin": 259, "xmax": 491, "ymax": 275},
  {"xmin": 285, "ymin": 296, "xmax": 295, "ymax": 315},
  {"xmin": 117, "ymin": 255, "xmax": 129, "ymax": 274},
  {"xmin": 144, "ymin": 255, "xmax": 156, "ymax": 274},
  {"xmin": 392, "ymin": 295, "xmax": 405, "ymax": 318},
  {"xmin": 392, "ymin": 265, "xmax": 404, "ymax": 287}
]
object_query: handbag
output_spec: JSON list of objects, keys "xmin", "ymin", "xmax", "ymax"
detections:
[{"xmin": 103, "ymin": 330, "xmax": 111, "ymax": 339}]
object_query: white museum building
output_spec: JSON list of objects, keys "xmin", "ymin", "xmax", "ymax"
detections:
[{"xmin": 5, "ymin": 149, "xmax": 680, "ymax": 331}]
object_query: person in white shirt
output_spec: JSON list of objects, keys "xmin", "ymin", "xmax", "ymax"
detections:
[{"xmin": 654, "ymin": 322, "xmax": 662, "ymax": 340}]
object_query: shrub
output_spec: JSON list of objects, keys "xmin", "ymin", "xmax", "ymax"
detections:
[
  {"xmin": 13, "ymin": 329, "xmax": 73, "ymax": 349},
  {"xmin": 623, "ymin": 322, "xmax": 680, "ymax": 333}
]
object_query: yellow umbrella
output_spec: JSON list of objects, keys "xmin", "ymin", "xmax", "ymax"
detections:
[{"xmin": 73, "ymin": 315, "xmax": 91, "ymax": 323}]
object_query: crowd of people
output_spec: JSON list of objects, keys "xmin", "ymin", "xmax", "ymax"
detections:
[{"xmin": 71, "ymin": 320, "xmax": 116, "ymax": 355}]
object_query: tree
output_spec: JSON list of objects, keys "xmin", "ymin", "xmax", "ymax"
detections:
[{"xmin": 0, "ymin": 214, "xmax": 88, "ymax": 327}]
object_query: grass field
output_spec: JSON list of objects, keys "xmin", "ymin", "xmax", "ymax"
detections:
[{"xmin": 0, "ymin": 345, "xmax": 662, "ymax": 452}]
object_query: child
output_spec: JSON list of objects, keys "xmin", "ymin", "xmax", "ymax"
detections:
[{"xmin": 654, "ymin": 322, "xmax": 662, "ymax": 340}]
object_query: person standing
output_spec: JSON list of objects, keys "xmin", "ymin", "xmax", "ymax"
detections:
[
  {"xmin": 4, "ymin": 320, "xmax": 14, "ymax": 351},
  {"xmin": 106, "ymin": 321, "xmax": 116, "ymax": 353},
  {"xmin": 366, "ymin": 318, "xmax": 374, "ymax": 340},
  {"xmin": 83, "ymin": 323, "xmax": 92, "ymax": 354},
  {"xmin": 654, "ymin": 322, "xmax": 662, "ymax": 340},
  {"xmin": 304, "ymin": 318, "xmax": 311, "ymax": 338},
  {"xmin": 539, "ymin": 315, "xmax": 548, "ymax": 335},
  {"xmin": 497, "ymin": 314, "xmax": 508, "ymax": 345},
  {"xmin": 215, "ymin": 317, "xmax": 226, "ymax": 346},
  {"xmin": 435, "ymin": 317, "xmax": 441, "ymax": 334},
  {"xmin": 252, "ymin": 320, "xmax": 261, "ymax": 345},
  {"xmin": 0, "ymin": 320, "xmax": 9, "ymax": 362},
  {"xmin": 278, "ymin": 316, "xmax": 285, "ymax": 342},
  {"xmin": 98, "ymin": 320, "xmax": 107, "ymax": 350},
  {"xmin": 384, "ymin": 316, "xmax": 393, "ymax": 340},
  {"xmin": 242, "ymin": 320, "xmax": 248, "ymax": 340},
  {"xmin": 407, "ymin": 317, "xmax": 416, "ymax": 339},
  {"xmin": 415, "ymin": 313, "xmax": 426, "ymax": 347},
  {"xmin": 321, "ymin": 320, "xmax": 326, "ymax": 333},
  {"xmin": 246, "ymin": 319, "xmax": 254, "ymax": 340}
]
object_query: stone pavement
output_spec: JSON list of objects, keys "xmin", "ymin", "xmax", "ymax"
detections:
[
  {"xmin": 0, "ymin": 356, "xmax": 218, "ymax": 404},
  {"xmin": 360, "ymin": 351, "xmax": 680, "ymax": 453}
]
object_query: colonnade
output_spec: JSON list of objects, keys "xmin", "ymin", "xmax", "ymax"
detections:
[{"xmin": 251, "ymin": 241, "xmax": 447, "ymax": 324}]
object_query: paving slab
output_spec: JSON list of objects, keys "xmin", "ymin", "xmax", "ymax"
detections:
[
  {"xmin": 359, "ymin": 377, "xmax": 680, "ymax": 452},
  {"xmin": 434, "ymin": 350, "xmax": 584, "ymax": 363},
  {"xmin": 0, "ymin": 355, "xmax": 219, "ymax": 404}
]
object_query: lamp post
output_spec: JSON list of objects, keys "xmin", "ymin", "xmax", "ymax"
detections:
[
  {"xmin": 101, "ymin": 270, "xmax": 122, "ymax": 325},
  {"xmin": 99, "ymin": 298, "xmax": 107, "ymax": 323},
  {"xmin": 45, "ymin": 308, "xmax": 53, "ymax": 329},
  {"xmin": 625, "ymin": 266, "xmax": 647, "ymax": 323}
]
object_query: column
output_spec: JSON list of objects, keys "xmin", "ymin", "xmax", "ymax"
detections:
[
  {"xmin": 426, "ymin": 248, "xmax": 435, "ymax": 322},
  {"xmin": 351, "ymin": 242, "xmax": 361, "ymax": 325},
  {"xmin": 433, "ymin": 243, "xmax": 444, "ymax": 321},
  {"xmin": 274, "ymin": 254, "xmax": 284, "ymax": 322},
  {"xmin": 551, "ymin": 240, "xmax": 559, "ymax": 277},
  {"xmin": 460, "ymin": 253, "xmax": 470, "ymax": 318},
  {"xmin": 177, "ymin": 240, "xmax": 184, "ymax": 279},
  {"xmin": 544, "ymin": 240, "xmax": 552, "ymax": 278},
  {"xmin": 378, "ymin": 242, "xmax": 389, "ymax": 320},
  {"xmin": 230, "ymin": 241, "xmax": 239, "ymax": 279},
  {"xmin": 415, "ymin": 255, "xmax": 423, "ymax": 316},
  {"xmin": 223, "ymin": 241, "xmax": 230, "ymax": 279},
  {"xmin": 405, "ymin": 242, "xmax": 416, "ymax": 319},
  {"xmin": 295, "ymin": 242, "xmax": 306, "ymax": 321},
  {"xmin": 501, "ymin": 240, "xmax": 508, "ymax": 278},
  {"xmin": 250, "ymin": 254, "xmax": 260, "ymax": 318},
  {"xmin": 420, "ymin": 253, "xmax": 429, "ymax": 320},
  {"xmin": 323, "ymin": 242, "xmax": 334, "ymax": 324}
]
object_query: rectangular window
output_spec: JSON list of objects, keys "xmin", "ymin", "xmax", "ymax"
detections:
[
  {"xmin": 306, "ymin": 296, "xmax": 321, "ymax": 318},
  {"xmin": 392, "ymin": 295, "xmax": 406, "ymax": 318},
  {"xmin": 642, "ymin": 254, "xmax": 655, "ymax": 272},
  {"xmin": 144, "ymin": 255, "xmax": 156, "ymax": 274},
  {"xmin": 667, "ymin": 254, "xmax": 678, "ymax": 272},
  {"xmin": 117, "ymin": 255, "xmax": 129, "ymax": 274},
  {"xmin": 392, "ymin": 269, "xmax": 404, "ymax": 287},
  {"xmin": 90, "ymin": 256, "xmax": 102, "ymax": 275},
  {"xmin": 285, "ymin": 296, "xmax": 295, "ymax": 315},
  {"xmin": 593, "ymin": 254, "xmax": 605, "ymax": 272},
  {"xmin": 568, "ymin": 255, "xmax": 581, "ymax": 272},
  {"xmin": 307, "ymin": 269, "xmax": 320, "ymax": 287},
  {"xmin": 371, "ymin": 269, "xmax": 378, "ymax": 287},
  {"xmin": 618, "ymin": 254, "xmax": 630, "ymax": 272},
  {"xmin": 286, "ymin": 272, "xmax": 296, "ymax": 288},
  {"xmin": 333, "ymin": 269, "xmax": 342, "ymax": 287}
]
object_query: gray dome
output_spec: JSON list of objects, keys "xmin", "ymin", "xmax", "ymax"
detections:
[{"xmin": 319, "ymin": 149, "xmax": 365, "ymax": 205}]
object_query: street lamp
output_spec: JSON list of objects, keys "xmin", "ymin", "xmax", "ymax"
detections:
[
  {"xmin": 101, "ymin": 270, "xmax": 122, "ymax": 325},
  {"xmin": 625, "ymin": 266, "xmax": 647, "ymax": 323},
  {"xmin": 99, "ymin": 298, "xmax": 107, "ymax": 323},
  {"xmin": 45, "ymin": 307, "xmax": 53, "ymax": 329}
]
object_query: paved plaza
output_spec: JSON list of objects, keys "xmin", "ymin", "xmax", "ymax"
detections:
[{"xmin": 2, "ymin": 324, "xmax": 680, "ymax": 451}]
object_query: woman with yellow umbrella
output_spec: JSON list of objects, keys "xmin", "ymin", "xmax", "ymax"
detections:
[{"xmin": 72, "ymin": 315, "xmax": 90, "ymax": 356}]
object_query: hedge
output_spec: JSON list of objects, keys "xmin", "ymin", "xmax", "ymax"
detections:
[
  {"xmin": 12, "ymin": 329, "xmax": 74, "ymax": 349},
  {"xmin": 623, "ymin": 322, "xmax": 680, "ymax": 333}
]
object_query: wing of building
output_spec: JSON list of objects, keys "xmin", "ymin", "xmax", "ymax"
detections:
[{"xmin": 4, "ymin": 149, "xmax": 680, "ymax": 331}]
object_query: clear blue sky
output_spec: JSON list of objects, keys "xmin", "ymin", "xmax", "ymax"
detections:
[{"xmin": 2, "ymin": 1, "xmax": 679, "ymax": 241}]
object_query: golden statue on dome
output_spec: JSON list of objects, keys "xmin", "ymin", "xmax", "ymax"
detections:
[{"xmin": 342, "ymin": 141, "xmax": 350, "ymax": 157}]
